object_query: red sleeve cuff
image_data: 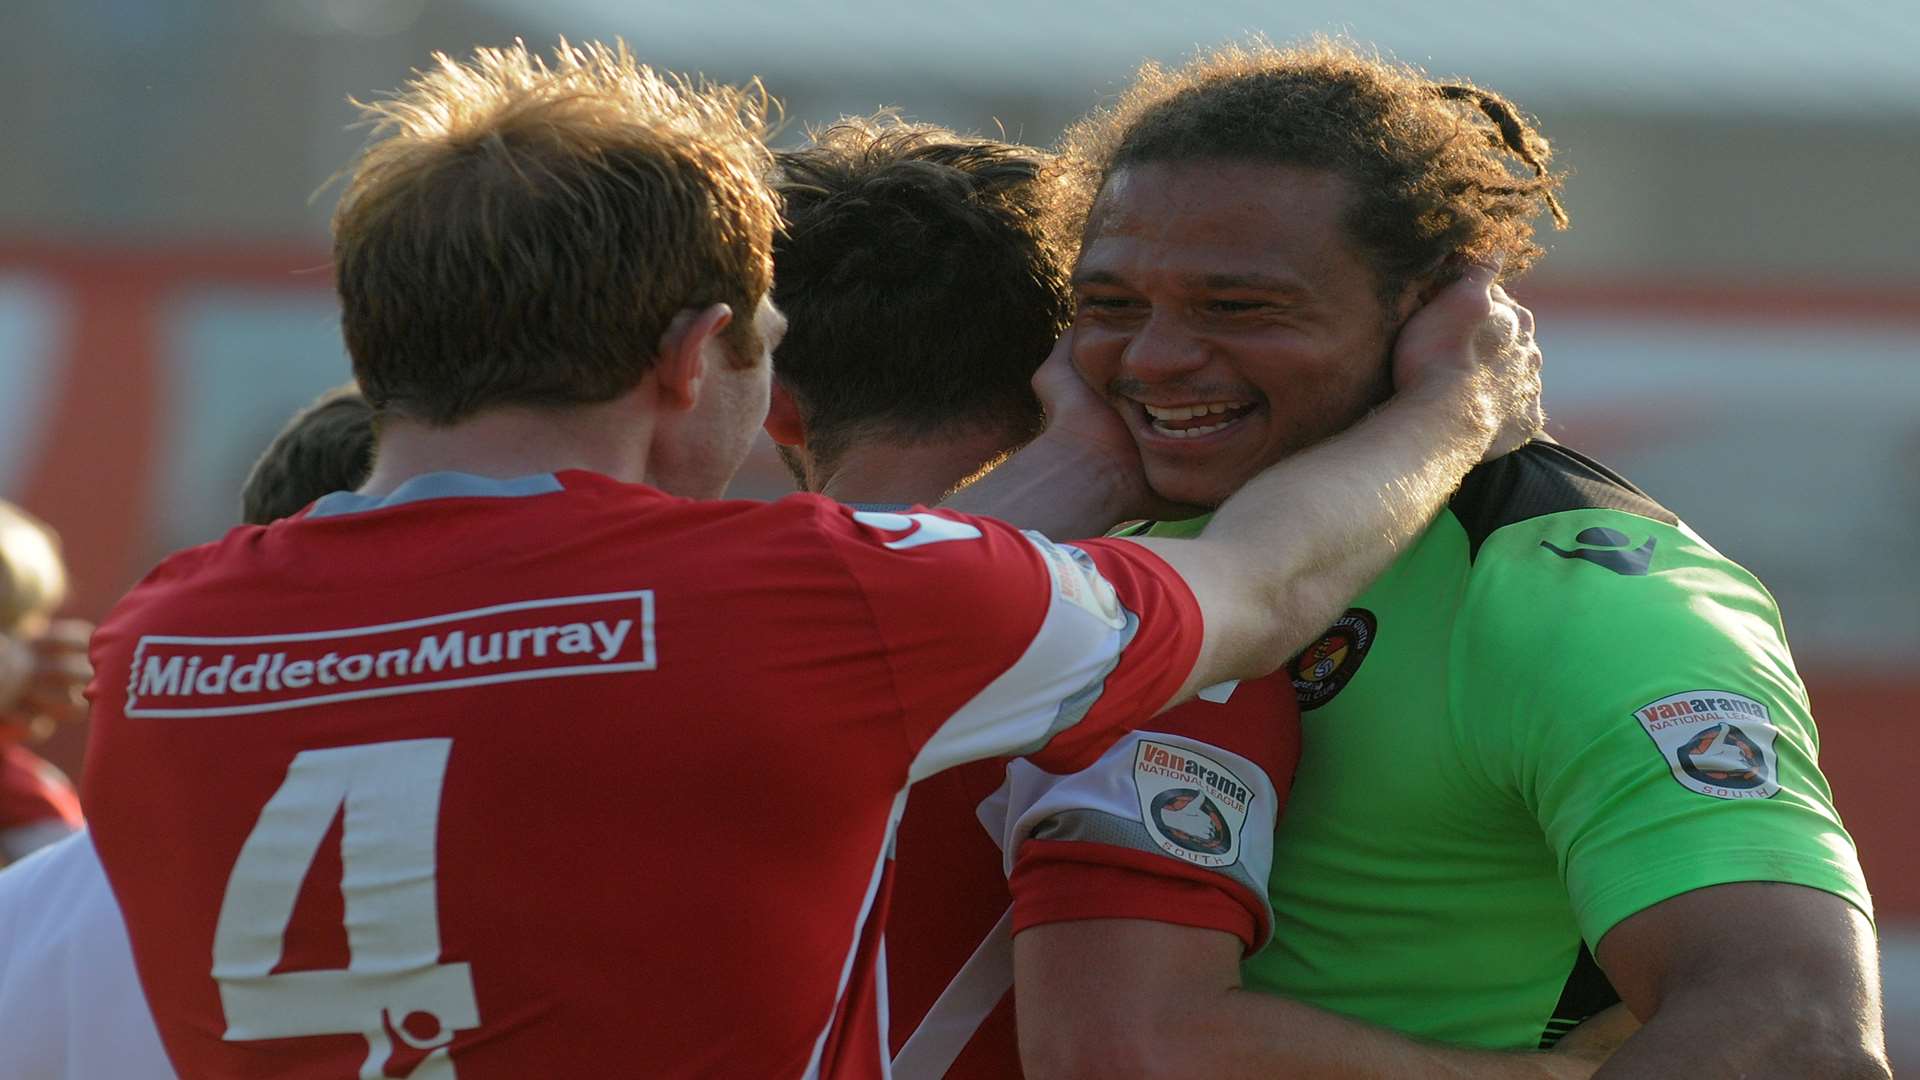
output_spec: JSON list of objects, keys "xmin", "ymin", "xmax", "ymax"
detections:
[{"xmin": 1009, "ymin": 839, "xmax": 1265, "ymax": 954}]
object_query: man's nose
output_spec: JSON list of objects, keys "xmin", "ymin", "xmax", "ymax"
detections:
[{"xmin": 1119, "ymin": 313, "xmax": 1209, "ymax": 381}]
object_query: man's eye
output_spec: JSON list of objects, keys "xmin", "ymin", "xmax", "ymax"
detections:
[{"xmin": 1079, "ymin": 296, "xmax": 1143, "ymax": 311}]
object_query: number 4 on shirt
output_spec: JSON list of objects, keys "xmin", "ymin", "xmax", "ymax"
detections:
[{"xmin": 212, "ymin": 739, "xmax": 478, "ymax": 1079}]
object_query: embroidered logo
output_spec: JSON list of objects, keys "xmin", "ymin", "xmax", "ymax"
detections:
[
  {"xmin": 1289, "ymin": 609, "xmax": 1376, "ymax": 711},
  {"xmin": 1635, "ymin": 690, "xmax": 1780, "ymax": 799},
  {"xmin": 1133, "ymin": 740, "xmax": 1252, "ymax": 868}
]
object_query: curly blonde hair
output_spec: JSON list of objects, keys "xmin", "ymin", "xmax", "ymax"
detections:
[
  {"xmin": 333, "ymin": 40, "xmax": 781, "ymax": 423},
  {"xmin": 1052, "ymin": 37, "xmax": 1567, "ymax": 296}
]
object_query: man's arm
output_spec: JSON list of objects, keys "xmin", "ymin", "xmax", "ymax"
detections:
[
  {"xmin": 1590, "ymin": 882, "xmax": 1887, "ymax": 1078},
  {"xmin": 1016, "ymin": 920, "xmax": 1606, "ymax": 1080}
]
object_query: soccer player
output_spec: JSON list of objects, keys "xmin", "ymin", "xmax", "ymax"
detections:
[
  {"xmin": 981, "ymin": 39, "xmax": 1884, "ymax": 1078},
  {"xmin": 80, "ymin": 42, "xmax": 1541, "ymax": 1080},
  {"xmin": 0, "ymin": 500, "xmax": 89, "ymax": 865},
  {"xmin": 239, "ymin": 385, "xmax": 375, "ymax": 526},
  {"xmin": 0, "ymin": 387, "xmax": 383, "ymax": 1080},
  {"xmin": 767, "ymin": 117, "xmax": 1300, "ymax": 1078}
]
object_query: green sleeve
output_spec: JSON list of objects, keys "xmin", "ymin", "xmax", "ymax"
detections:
[{"xmin": 1455, "ymin": 509, "xmax": 1872, "ymax": 949}]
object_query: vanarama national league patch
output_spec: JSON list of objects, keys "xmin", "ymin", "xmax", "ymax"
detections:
[
  {"xmin": 1635, "ymin": 690, "xmax": 1781, "ymax": 799},
  {"xmin": 1133, "ymin": 740, "xmax": 1252, "ymax": 868}
]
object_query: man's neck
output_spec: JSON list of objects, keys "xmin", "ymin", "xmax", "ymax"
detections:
[
  {"xmin": 817, "ymin": 428, "xmax": 1020, "ymax": 507},
  {"xmin": 359, "ymin": 401, "xmax": 653, "ymax": 499}
]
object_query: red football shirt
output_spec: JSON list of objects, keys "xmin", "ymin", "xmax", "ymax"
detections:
[
  {"xmin": 885, "ymin": 675, "xmax": 1300, "ymax": 1078},
  {"xmin": 82, "ymin": 470, "xmax": 1204, "ymax": 1080},
  {"xmin": 0, "ymin": 742, "xmax": 83, "ymax": 863}
]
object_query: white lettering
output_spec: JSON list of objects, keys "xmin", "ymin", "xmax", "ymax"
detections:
[
  {"xmin": 139, "ymin": 655, "xmax": 184, "ymax": 696},
  {"xmin": 195, "ymin": 656, "xmax": 235, "ymax": 695},
  {"xmin": 507, "ymin": 628, "xmax": 534, "ymax": 660},
  {"xmin": 125, "ymin": 590, "xmax": 657, "ymax": 716},
  {"xmin": 531, "ymin": 626, "xmax": 558, "ymax": 657},
  {"xmin": 375, "ymin": 649, "xmax": 410, "ymax": 679},
  {"xmin": 593, "ymin": 619, "xmax": 631, "ymax": 661},
  {"xmin": 230, "ymin": 655, "xmax": 270, "ymax": 694},
  {"xmin": 467, "ymin": 632, "xmax": 503, "ymax": 665},
  {"xmin": 414, "ymin": 632, "xmax": 464, "ymax": 673},
  {"xmin": 556, "ymin": 623, "xmax": 594, "ymax": 656}
]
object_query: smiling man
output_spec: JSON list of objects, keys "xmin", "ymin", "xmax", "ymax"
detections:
[
  {"xmin": 72, "ymin": 40, "xmax": 1556, "ymax": 1080},
  {"xmin": 991, "ymin": 39, "xmax": 1886, "ymax": 1079}
]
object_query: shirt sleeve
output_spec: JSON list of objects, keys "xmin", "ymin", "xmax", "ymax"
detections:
[
  {"xmin": 816, "ymin": 503, "xmax": 1205, "ymax": 782},
  {"xmin": 1457, "ymin": 510, "xmax": 1873, "ymax": 950},
  {"xmin": 0, "ymin": 744, "xmax": 82, "ymax": 825},
  {"xmin": 987, "ymin": 672, "xmax": 1300, "ymax": 954}
]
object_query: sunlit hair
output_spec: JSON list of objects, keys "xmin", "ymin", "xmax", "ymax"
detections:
[
  {"xmin": 1053, "ymin": 37, "xmax": 1568, "ymax": 297},
  {"xmin": 332, "ymin": 40, "xmax": 781, "ymax": 424},
  {"xmin": 771, "ymin": 114, "xmax": 1068, "ymax": 480},
  {"xmin": 0, "ymin": 502, "xmax": 67, "ymax": 632}
]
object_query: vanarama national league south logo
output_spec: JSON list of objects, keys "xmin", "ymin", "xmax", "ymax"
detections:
[
  {"xmin": 1133, "ymin": 740, "xmax": 1252, "ymax": 868},
  {"xmin": 1634, "ymin": 689, "xmax": 1781, "ymax": 799}
]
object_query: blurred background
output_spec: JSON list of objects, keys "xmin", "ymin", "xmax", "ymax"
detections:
[{"xmin": 2, "ymin": 0, "xmax": 1915, "ymax": 1065}]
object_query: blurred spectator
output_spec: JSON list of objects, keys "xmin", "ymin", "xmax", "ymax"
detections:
[
  {"xmin": 0, "ymin": 501, "xmax": 90, "ymax": 866},
  {"xmin": 0, "ymin": 391, "xmax": 382, "ymax": 1079}
]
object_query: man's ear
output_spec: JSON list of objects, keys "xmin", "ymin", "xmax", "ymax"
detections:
[
  {"xmin": 1405, "ymin": 253, "xmax": 1470, "ymax": 313},
  {"xmin": 653, "ymin": 303, "xmax": 734, "ymax": 411},
  {"xmin": 763, "ymin": 381, "xmax": 807, "ymax": 447}
]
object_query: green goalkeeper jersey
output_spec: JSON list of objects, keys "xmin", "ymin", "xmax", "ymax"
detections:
[{"xmin": 1126, "ymin": 441, "xmax": 1871, "ymax": 1049}]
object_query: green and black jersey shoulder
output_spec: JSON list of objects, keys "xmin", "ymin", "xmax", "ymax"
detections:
[{"xmin": 1449, "ymin": 441, "xmax": 1677, "ymax": 560}]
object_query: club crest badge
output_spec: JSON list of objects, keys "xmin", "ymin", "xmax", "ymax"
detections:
[
  {"xmin": 1289, "ymin": 608, "xmax": 1376, "ymax": 711},
  {"xmin": 1133, "ymin": 740, "xmax": 1252, "ymax": 868},
  {"xmin": 1634, "ymin": 690, "xmax": 1781, "ymax": 799}
]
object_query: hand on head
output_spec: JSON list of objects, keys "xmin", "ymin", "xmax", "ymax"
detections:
[
  {"xmin": 0, "ymin": 618, "xmax": 93, "ymax": 743},
  {"xmin": 1030, "ymin": 330, "xmax": 1207, "ymax": 522},
  {"xmin": 1390, "ymin": 259, "xmax": 1546, "ymax": 462}
]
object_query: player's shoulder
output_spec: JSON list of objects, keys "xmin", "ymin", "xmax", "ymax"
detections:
[
  {"xmin": 1447, "ymin": 446, "xmax": 1791, "ymax": 680},
  {"xmin": 1449, "ymin": 441, "xmax": 1677, "ymax": 556},
  {"xmin": 796, "ymin": 496, "xmax": 1043, "ymax": 572},
  {"xmin": 96, "ymin": 526, "xmax": 269, "ymax": 641},
  {"xmin": 1451, "ymin": 442, "xmax": 1757, "ymax": 585}
]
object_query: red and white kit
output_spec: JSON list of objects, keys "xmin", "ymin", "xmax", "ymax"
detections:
[
  {"xmin": 83, "ymin": 470, "xmax": 1205, "ymax": 1079},
  {"xmin": 886, "ymin": 673, "xmax": 1300, "ymax": 1078},
  {"xmin": 0, "ymin": 741, "xmax": 83, "ymax": 862}
]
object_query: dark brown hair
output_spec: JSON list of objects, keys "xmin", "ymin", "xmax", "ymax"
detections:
[
  {"xmin": 771, "ymin": 115, "xmax": 1070, "ymax": 475},
  {"xmin": 241, "ymin": 386, "xmax": 376, "ymax": 524},
  {"xmin": 1054, "ymin": 38, "xmax": 1568, "ymax": 297},
  {"xmin": 333, "ymin": 41, "xmax": 781, "ymax": 425}
]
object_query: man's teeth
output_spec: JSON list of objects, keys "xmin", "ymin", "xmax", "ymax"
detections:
[
  {"xmin": 1142, "ymin": 401, "xmax": 1252, "ymax": 437},
  {"xmin": 1142, "ymin": 401, "xmax": 1249, "ymax": 421}
]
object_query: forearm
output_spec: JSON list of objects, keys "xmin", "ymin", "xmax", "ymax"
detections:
[
  {"xmin": 1592, "ymin": 884, "xmax": 1889, "ymax": 1080},
  {"xmin": 1019, "ymin": 921, "xmax": 1595, "ymax": 1080},
  {"xmin": 1186, "ymin": 989, "xmax": 1586, "ymax": 1080},
  {"xmin": 1592, "ymin": 994, "xmax": 1888, "ymax": 1079},
  {"xmin": 1220, "ymin": 379, "xmax": 1488, "ymax": 611},
  {"xmin": 941, "ymin": 432, "xmax": 1145, "ymax": 538},
  {"xmin": 1030, "ymin": 985, "xmax": 1590, "ymax": 1080}
]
